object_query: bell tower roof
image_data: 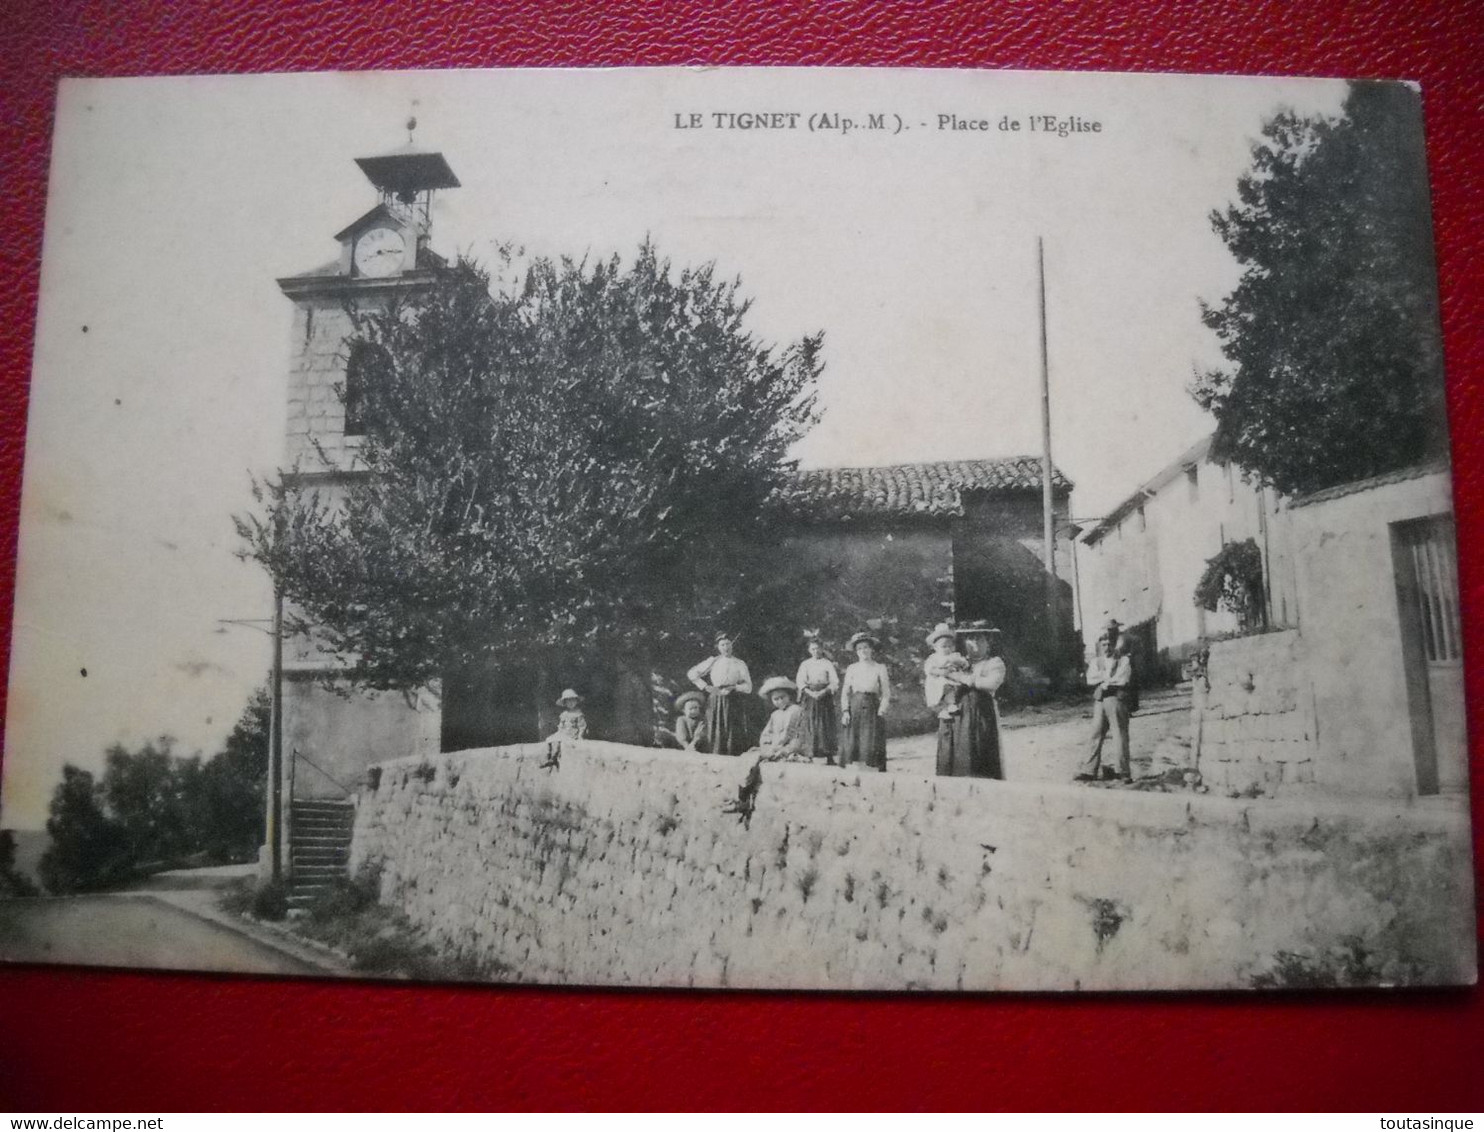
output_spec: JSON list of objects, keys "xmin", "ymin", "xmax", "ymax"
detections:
[{"xmin": 353, "ymin": 147, "xmax": 461, "ymax": 201}]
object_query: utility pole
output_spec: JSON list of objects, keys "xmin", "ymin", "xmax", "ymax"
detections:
[
  {"xmin": 1038, "ymin": 238, "xmax": 1060, "ymax": 667},
  {"xmin": 267, "ymin": 585, "xmax": 284, "ymax": 884}
]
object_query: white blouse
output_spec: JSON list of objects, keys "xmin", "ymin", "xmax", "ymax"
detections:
[
  {"xmin": 687, "ymin": 654, "xmax": 753, "ymax": 695},
  {"xmin": 841, "ymin": 659, "xmax": 892, "ymax": 714},
  {"xmin": 795, "ymin": 656, "xmax": 840, "ymax": 698}
]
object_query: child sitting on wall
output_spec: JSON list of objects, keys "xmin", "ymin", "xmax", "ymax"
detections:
[
  {"xmin": 550, "ymin": 689, "xmax": 589, "ymax": 743},
  {"xmin": 672, "ymin": 690, "xmax": 707, "ymax": 751},
  {"xmin": 753, "ymin": 676, "xmax": 807, "ymax": 761}
]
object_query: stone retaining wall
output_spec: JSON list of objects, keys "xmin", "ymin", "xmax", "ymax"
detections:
[
  {"xmin": 350, "ymin": 740, "xmax": 1475, "ymax": 991},
  {"xmin": 1196, "ymin": 630, "xmax": 1318, "ymax": 797}
]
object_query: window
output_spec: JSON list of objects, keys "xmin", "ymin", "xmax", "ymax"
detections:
[
  {"xmin": 342, "ymin": 341, "xmax": 385, "ymax": 438},
  {"xmin": 1398, "ymin": 515, "xmax": 1461, "ymax": 663}
]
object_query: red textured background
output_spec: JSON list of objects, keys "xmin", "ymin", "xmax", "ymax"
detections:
[{"xmin": 1, "ymin": 0, "xmax": 1481, "ymax": 1113}]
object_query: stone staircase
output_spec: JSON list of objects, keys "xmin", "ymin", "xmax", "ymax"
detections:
[{"xmin": 287, "ymin": 798, "xmax": 355, "ymax": 909}]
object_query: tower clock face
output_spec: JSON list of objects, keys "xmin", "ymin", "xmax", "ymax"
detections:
[{"xmin": 353, "ymin": 226, "xmax": 406, "ymax": 278}]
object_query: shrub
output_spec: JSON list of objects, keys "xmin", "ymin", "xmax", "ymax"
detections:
[
  {"xmin": 251, "ymin": 878, "xmax": 289, "ymax": 921},
  {"xmin": 1194, "ymin": 538, "xmax": 1266, "ymax": 632}
]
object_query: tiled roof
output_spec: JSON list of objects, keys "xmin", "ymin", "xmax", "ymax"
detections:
[
  {"xmin": 780, "ymin": 457, "xmax": 1071, "ymax": 520},
  {"xmin": 1289, "ymin": 460, "xmax": 1451, "ymax": 508}
]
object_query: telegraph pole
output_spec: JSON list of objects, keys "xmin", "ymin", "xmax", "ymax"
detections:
[
  {"xmin": 267, "ymin": 585, "xmax": 284, "ymax": 884},
  {"xmin": 1038, "ymin": 238, "xmax": 1060, "ymax": 665}
]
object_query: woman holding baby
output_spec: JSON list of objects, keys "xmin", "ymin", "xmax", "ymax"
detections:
[{"xmin": 933, "ymin": 620, "xmax": 1006, "ymax": 779}]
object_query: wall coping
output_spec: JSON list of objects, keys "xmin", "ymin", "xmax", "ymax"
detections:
[{"xmin": 370, "ymin": 739, "xmax": 1471, "ymax": 838}]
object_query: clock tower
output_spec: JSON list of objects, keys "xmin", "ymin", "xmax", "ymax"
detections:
[{"xmin": 268, "ymin": 135, "xmax": 458, "ymax": 894}]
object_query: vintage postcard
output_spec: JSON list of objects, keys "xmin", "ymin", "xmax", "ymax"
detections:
[{"xmin": 0, "ymin": 68, "xmax": 1472, "ymax": 991}]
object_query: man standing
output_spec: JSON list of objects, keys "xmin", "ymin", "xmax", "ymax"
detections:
[{"xmin": 1077, "ymin": 620, "xmax": 1133, "ymax": 784}]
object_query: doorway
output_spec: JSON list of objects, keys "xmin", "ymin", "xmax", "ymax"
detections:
[{"xmin": 1391, "ymin": 514, "xmax": 1466, "ymax": 794}]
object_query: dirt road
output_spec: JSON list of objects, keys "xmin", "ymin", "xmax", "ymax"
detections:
[
  {"xmin": 0, "ymin": 892, "xmax": 326, "ymax": 975},
  {"xmin": 886, "ymin": 688, "xmax": 1192, "ymax": 782}
]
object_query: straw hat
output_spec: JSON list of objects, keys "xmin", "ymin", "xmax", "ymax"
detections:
[
  {"xmin": 713, "ymin": 630, "xmax": 737, "ymax": 645},
  {"xmin": 954, "ymin": 620, "xmax": 1001, "ymax": 637},
  {"xmin": 847, "ymin": 630, "xmax": 881, "ymax": 651},
  {"xmin": 674, "ymin": 690, "xmax": 705, "ymax": 711},
  {"xmin": 758, "ymin": 676, "xmax": 798, "ymax": 700},
  {"xmin": 925, "ymin": 621, "xmax": 956, "ymax": 646},
  {"xmin": 555, "ymin": 688, "xmax": 583, "ymax": 706}
]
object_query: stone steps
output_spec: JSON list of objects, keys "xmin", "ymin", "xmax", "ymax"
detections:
[{"xmin": 287, "ymin": 798, "xmax": 354, "ymax": 907}]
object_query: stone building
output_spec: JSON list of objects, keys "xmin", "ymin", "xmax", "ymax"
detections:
[
  {"xmin": 271, "ymin": 146, "xmax": 453, "ymax": 840},
  {"xmin": 775, "ymin": 458, "xmax": 1076, "ymax": 718}
]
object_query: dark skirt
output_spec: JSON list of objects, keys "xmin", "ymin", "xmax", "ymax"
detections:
[
  {"xmin": 841, "ymin": 691, "xmax": 887, "ymax": 771},
  {"xmin": 937, "ymin": 689, "xmax": 1002, "ymax": 778},
  {"xmin": 705, "ymin": 690, "xmax": 751, "ymax": 757},
  {"xmin": 800, "ymin": 691, "xmax": 837, "ymax": 761}
]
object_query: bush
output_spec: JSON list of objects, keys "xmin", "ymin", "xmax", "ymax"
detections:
[
  {"xmin": 1194, "ymin": 538, "xmax": 1266, "ymax": 632},
  {"xmin": 251, "ymin": 878, "xmax": 289, "ymax": 921}
]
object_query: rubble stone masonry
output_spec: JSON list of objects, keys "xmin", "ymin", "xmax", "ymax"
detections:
[
  {"xmin": 1196, "ymin": 630, "xmax": 1318, "ymax": 798},
  {"xmin": 350, "ymin": 740, "xmax": 1475, "ymax": 991}
]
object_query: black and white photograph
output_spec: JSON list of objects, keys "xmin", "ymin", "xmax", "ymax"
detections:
[{"xmin": 0, "ymin": 67, "xmax": 1472, "ymax": 991}]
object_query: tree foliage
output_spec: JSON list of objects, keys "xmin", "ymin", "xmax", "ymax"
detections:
[
  {"xmin": 238, "ymin": 243, "xmax": 824, "ymax": 697},
  {"xmin": 0, "ymin": 829, "xmax": 39, "ymax": 898},
  {"xmin": 1191, "ymin": 81, "xmax": 1448, "ymax": 497},
  {"xmin": 38, "ymin": 688, "xmax": 269, "ymax": 893}
]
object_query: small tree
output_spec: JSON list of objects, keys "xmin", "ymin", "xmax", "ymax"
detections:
[
  {"xmin": 1191, "ymin": 81, "xmax": 1448, "ymax": 497},
  {"xmin": 193, "ymin": 686, "xmax": 269, "ymax": 862},
  {"xmin": 1194, "ymin": 538, "xmax": 1266, "ymax": 633},
  {"xmin": 39, "ymin": 765, "xmax": 130, "ymax": 894},
  {"xmin": 0, "ymin": 830, "xmax": 39, "ymax": 898}
]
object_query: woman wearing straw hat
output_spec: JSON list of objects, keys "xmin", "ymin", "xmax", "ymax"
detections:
[
  {"xmin": 686, "ymin": 631, "xmax": 755, "ymax": 756},
  {"xmin": 939, "ymin": 621, "xmax": 1006, "ymax": 778},
  {"xmin": 794, "ymin": 630, "xmax": 840, "ymax": 764},
  {"xmin": 839, "ymin": 630, "xmax": 891, "ymax": 771}
]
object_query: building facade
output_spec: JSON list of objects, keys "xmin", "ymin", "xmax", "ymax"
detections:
[
  {"xmin": 1080, "ymin": 429, "xmax": 1464, "ymax": 800},
  {"xmin": 1076, "ymin": 434, "xmax": 1299, "ymax": 680}
]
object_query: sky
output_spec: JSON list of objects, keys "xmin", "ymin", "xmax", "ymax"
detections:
[{"xmin": 0, "ymin": 68, "xmax": 1350, "ymax": 827}]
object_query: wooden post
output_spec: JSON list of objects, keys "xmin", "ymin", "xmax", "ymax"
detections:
[
  {"xmin": 1038, "ymin": 238, "xmax": 1060, "ymax": 667},
  {"xmin": 267, "ymin": 586, "xmax": 284, "ymax": 885}
]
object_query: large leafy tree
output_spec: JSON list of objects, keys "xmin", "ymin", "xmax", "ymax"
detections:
[
  {"xmin": 1191, "ymin": 81, "xmax": 1449, "ymax": 497},
  {"xmin": 239, "ymin": 243, "xmax": 823, "ymax": 716}
]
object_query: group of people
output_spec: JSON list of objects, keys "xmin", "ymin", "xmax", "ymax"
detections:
[
  {"xmin": 670, "ymin": 623, "xmax": 1010, "ymax": 779},
  {"xmin": 551, "ymin": 616, "xmax": 1137, "ymax": 786}
]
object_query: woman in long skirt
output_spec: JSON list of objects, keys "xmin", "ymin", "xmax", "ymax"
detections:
[
  {"xmin": 686, "ymin": 631, "xmax": 754, "ymax": 756},
  {"xmin": 938, "ymin": 621, "xmax": 1006, "ymax": 778},
  {"xmin": 840, "ymin": 631, "xmax": 891, "ymax": 771},
  {"xmin": 794, "ymin": 631, "xmax": 840, "ymax": 763}
]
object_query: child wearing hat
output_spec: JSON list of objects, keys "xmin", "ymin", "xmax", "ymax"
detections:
[
  {"xmin": 922, "ymin": 622, "xmax": 970, "ymax": 721},
  {"xmin": 551, "ymin": 689, "xmax": 588, "ymax": 743},
  {"xmin": 672, "ymin": 690, "xmax": 707, "ymax": 751},
  {"xmin": 755, "ymin": 676, "xmax": 807, "ymax": 761}
]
